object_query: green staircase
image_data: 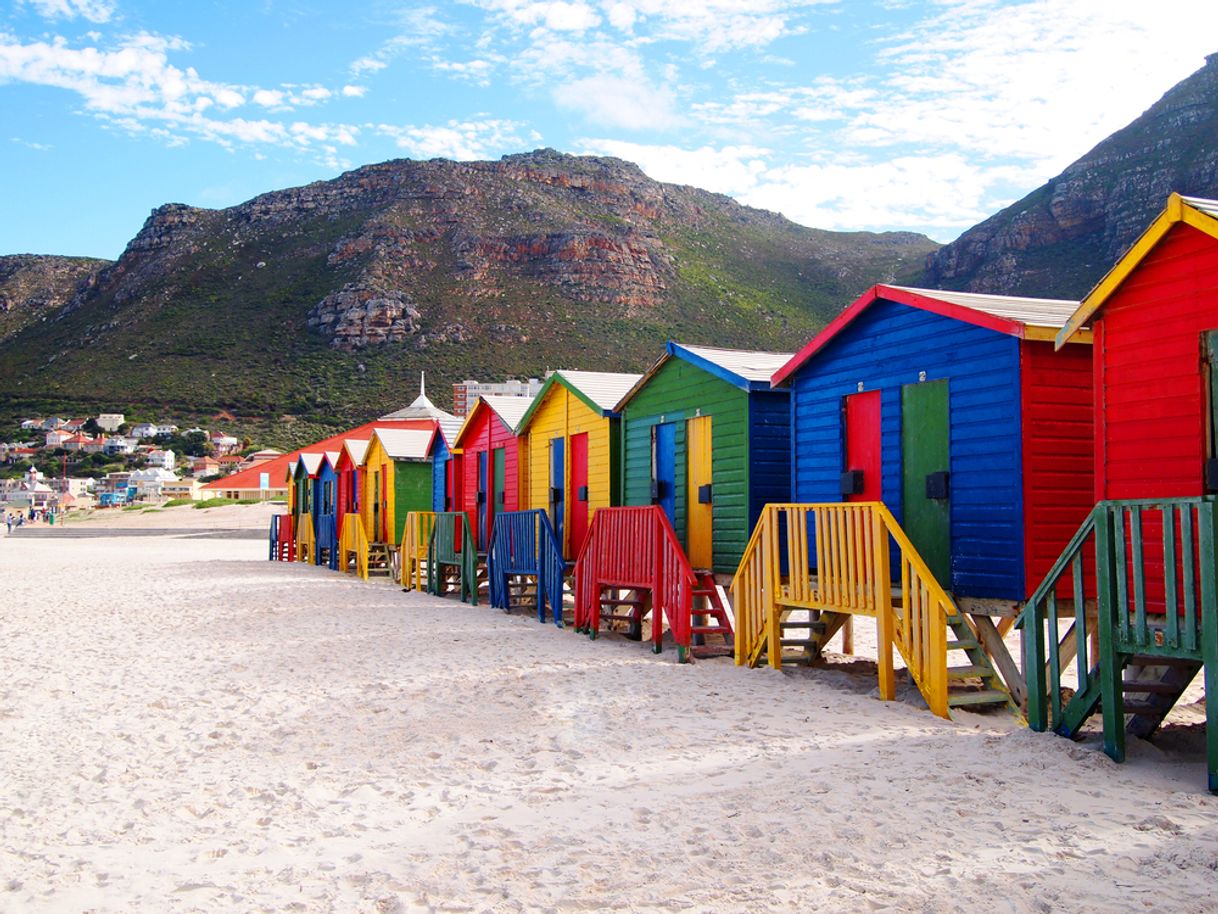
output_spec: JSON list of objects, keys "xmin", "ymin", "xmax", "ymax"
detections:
[{"xmin": 1020, "ymin": 498, "xmax": 1218, "ymax": 792}]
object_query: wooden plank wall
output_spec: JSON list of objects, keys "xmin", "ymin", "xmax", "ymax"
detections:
[
  {"xmin": 1096, "ymin": 222, "xmax": 1218, "ymax": 499},
  {"xmin": 620, "ymin": 358, "xmax": 750, "ymax": 574},
  {"xmin": 789, "ymin": 297, "xmax": 1026, "ymax": 600}
]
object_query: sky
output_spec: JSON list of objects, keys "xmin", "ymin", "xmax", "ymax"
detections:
[{"xmin": 2, "ymin": 0, "xmax": 1216, "ymax": 260}]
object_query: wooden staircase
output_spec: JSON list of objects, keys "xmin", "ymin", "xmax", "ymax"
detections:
[
  {"xmin": 488, "ymin": 510, "xmax": 567, "ymax": 626},
  {"xmin": 427, "ymin": 512, "xmax": 480, "ymax": 605},
  {"xmin": 573, "ymin": 506, "xmax": 734, "ymax": 662},
  {"xmin": 337, "ymin": 514, "xmax": 369, "ymax": 580},
  {"xmin": 1021, "ymin": 497, "xmax": 1217, "ymax": 792},
  {"xmin": 732, "ymin": 503, "xmax": 1017, "ymax": 718},
  {"xmin": 399, "ymin": 511, "xmax": 436, "ymax": 591},
  {"xmin": 268, "ymin": 514, "xmax": 295, "ymax": 561}
]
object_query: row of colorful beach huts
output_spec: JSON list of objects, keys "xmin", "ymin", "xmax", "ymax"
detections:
[{"xmin": 269, "ymin": 193, "xmax": 1218, "ymax": 791}]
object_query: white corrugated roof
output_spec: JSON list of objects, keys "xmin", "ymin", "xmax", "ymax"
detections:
[
  {"xmin": 342, "ymin": 438, "xmax": 369, "ymax": 465},
  {"xmin": 887, "ymin": 285, "xmax": 1079, "ymax": 329},
  {"xmin": 371, "ymin": 427, "xmax": 434, "ymax": 461},
  {"xmin": 479, "ymin": 394, "xmax": 534, "ymax": 429},
  {"xmin": 675, "ymin": 343, "xmax": 794, "ymax": 381},
  {"xmin": 1182, "ymin": 195, "xmax": 1218, "ymax": 220},
  {"xmin": 558, "ymin": 370, "xmax": 643, "ymax": 412},
  {"xmin": 298, "ymin": 452, "xmax": 324, "ymax": 475}
]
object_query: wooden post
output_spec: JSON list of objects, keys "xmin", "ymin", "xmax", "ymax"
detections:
[
  {"xmin": 874, "ymin": 512, "xmax": 895, "ymax": 702},
  {"xmin": 1094, "ymin": 505, "xmax": 1126, "ymax": 763},
  {"xmin": 1199, "ymin": 499, "xmax": 1218, "ymax": 793}
]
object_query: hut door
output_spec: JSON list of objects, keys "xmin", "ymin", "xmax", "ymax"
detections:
[
  {"xmin": 493, "ymin": 446, "xmax": 506, "ymax": 526},
  {"xmin": 652, "ymin": 422, "xmax": 676, "ymax": 526},
  {"xmin": 477, "ymin": 451, "xmax": 489, "ymax": 549},
  {"xmin": 901, "ymin": 380, "xmax": 951, "ymax": 585},
  {"xmin": 843, "ymin": 391, "xmax": 882, "ymax": 502},
  {"xmin": 1206, "ymin": 331, "xmax": 1218, "ymax": 493},
  {"xmin": 569, "ymin": 433, "xmax": 590, "ymax": 557},
  {"xmin": 372, "ymin": 470, "xmax": 381, "ymax": 541},
  {"xmin": 380, "ymin": 469, "xmax": 390, "ymax": 544},
  {"xmin": 549, "ymin": 437, "xmax": 565, "ymax": 551},
  {"xmin": 686, "ymin": 415, "xmax": 713, "ymax": 569}
]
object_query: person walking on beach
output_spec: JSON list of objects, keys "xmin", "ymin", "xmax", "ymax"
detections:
[{"xmin": 4, "ymin": 514, "xmax": 11, "ymax": 534}]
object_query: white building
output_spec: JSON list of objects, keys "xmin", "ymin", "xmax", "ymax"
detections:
[
  {"xmin": 104, "ymin": 436, "xmax": 137, "ymax": 456},
  {"xmin": 128, "ymin": 468, "xmax": 179, "ymax": 500},
  {"xmin": 146, "ymin": 448, "xmax": 176, "ymax": 470},
  {"xmin": 451, "ymin": 377, "xmax": 544, "ymax": 416},
  {"xmin": 97, "ymin": 413, "xmax": 125, "ymax": 432}
]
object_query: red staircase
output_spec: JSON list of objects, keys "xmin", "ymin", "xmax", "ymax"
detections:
[
  {"xmin": 269, "ymin": 514, "xmax": 295, "ymax": 561},
  {"xmin": 573, "ymin": 506, "xmax": 733, "ymax": 662}
]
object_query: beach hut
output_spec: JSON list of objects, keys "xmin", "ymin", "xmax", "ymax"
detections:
[
  {"xmin": 770, "ymin": 283, "xmax": 1095, "ymax": 605},
  {"xmin": 614, "ymin": 342, "xmax": 792, "ymax": 575},
  {"xmin": 360, "ymin": 426, "xmax": 437, "ymax": 548},
  {"xmin": 335, "ymin": 438, "xmax": 368, "ymax": 531},
  {"xmin": 453, "ymin": 395, "xmax": 532, "ymax": 551},
  {"xmin": 1020, "ymin": 193, "xmax": 1218, "ymax": 789},
  {"xmin": 428, "ymin": 429, "xmax": 461, "ymax": 514},
  {"xmin": 312, "ymin": 451, "xmax": 340, "ymax": 568},
  {"xmin": 516, "ymin": 370, "xmax": 642, "ymax": 561},
  {"xmin": 290, "ymin": 453, "xmax": 325, "ymax": 563}
]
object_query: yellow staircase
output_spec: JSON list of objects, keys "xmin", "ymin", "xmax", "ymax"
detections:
[
  {"xmin": 731, "ymin": 503, "xmax": 1017, "ymax": 719},
  {"xmin": 338, "ymin": 513, "xmax": 369, "ymax": 581},
  {"xmin": 296, "ymin": 512, "xmax": 315, "ymax": 565},
  {"xmin": 399, "ymin": 511, "xmax": 436, "ymax": 591}
]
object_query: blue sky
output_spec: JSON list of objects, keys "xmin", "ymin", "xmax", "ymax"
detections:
[{"xmin": 2, "ymin": 0, "xmax": 1215, "ymax": 259}]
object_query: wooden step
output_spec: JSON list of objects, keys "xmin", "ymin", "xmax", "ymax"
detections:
[
  {"xmin": 945, "ymin": 639, "xmax": 981, "ymax": 651},
  {"xmin": 947, "ymin": 664, "xmax": 996, "ymax": 679},
  {"xmin": 947, "ymin": 689, "xmax": 1010, "ymax": 707},
  {"xmin": 1122, "ymin": 680, "xmax": 1186, "ymax": 695},
  {"xmin": 1127, "ymin": 654, "xmax": 1200, "ymax": 667}
]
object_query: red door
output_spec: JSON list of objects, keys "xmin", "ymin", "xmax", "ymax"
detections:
[
  {"xmin": 845, "ymin": 391, "xmax": 882, "ymax": 502},
  {"xmin": 568, "ymin": 432, "xmax": 590, "ymax": 557}
]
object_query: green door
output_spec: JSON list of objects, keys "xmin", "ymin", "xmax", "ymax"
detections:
[
  {"xmin": 901, "ymin": 380, "xmax": 951, "ymax": 585},
  {"xmin": 493, "ymin": 446, "xmax": 506, "ymax": 514}
]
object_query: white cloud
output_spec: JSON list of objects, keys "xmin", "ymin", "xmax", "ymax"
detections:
[
  {"xmin": 0, "ymin": 30, "xmax": 364, "ymax": 164},
  {"xmin": 21, "ymin": 0, "xmax": 116, "ymax": 24},
  {"xmin": 576, "ymin": 138, "xmax": 770, "ymax": 194},
  {"xmin": 341, "ymin": 84, "xmax": 367, "ymax": 97},
  {"xmin": 553, "ymin": 74, "xmax": 680, "ymax": 130},
  {"xmin": 376, "ymin": 118, "xmax": 527, "ymax": 160}
]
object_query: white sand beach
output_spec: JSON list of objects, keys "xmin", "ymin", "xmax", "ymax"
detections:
[{"xmin": 1, "ymin": 518, "xmax": 1215, "ymax": 913}]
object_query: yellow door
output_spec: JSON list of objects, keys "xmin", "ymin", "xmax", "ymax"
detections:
[{"xmin": 686, "ymin": 415, "xmax": 713, "ymax": 569}]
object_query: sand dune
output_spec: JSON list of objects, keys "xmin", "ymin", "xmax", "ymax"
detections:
[{"xmin": 1, "ymin": 530, "xmax": 1214, "ymax": 913}]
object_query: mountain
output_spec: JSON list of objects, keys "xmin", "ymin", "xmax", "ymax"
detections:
[
  {"xmin": 0, "ymin": 254, "xmax": 109, "ymax": 341},
  {"xmin": 0, "ymin": 149, "xmax": 935, "ymax": 447},
  {"xmin": 924, "ymin": 53, "xmax": 1218, "ymax": 297}
]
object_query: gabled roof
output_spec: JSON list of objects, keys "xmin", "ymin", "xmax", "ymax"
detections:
[
  {"xmin": 201, "ymin": 417, "xmax": 436, "ymax": 492},
  {"xmin": 1057, "ymin": 193, "xmax": 1218, "ymax": 348},
  {"xmin": 369, "ymin": 427, "xmax": 436, "ymax": 461},
  {"xmin": 454, "ymin": 394, "xmax": 533, "ymax": 447},
  {"xmin": 516, "ymin": 370, "xmax": 642, "ymax": 432},
  {"xmin": 616, "ymin": 341, "xmax": 793, "ymax": 409},
  {"xmin": 340, "ymin": 438, "xmax": 369, "ymax": 467},
  {"xmin": 772, "ymin": 283, "xmax": 1084, "ymax": 388},
  {"xmin": 294, "ymin": 453, "xmax": 324, "ymax": 478}
]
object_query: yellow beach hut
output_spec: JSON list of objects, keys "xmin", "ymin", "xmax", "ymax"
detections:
[
  {"xmin": 359, "ymin": 426, "xmax": 437, "ymax": 548},
  {"xmin": 516, "ymin": 370, "xmax": 641, "ymax": 561}
]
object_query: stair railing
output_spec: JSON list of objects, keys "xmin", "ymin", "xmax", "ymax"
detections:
[
  {"xmin": 338, "ymin": 513, "xmax": 369, "ymax": 580},
  {"xmin": 1020, "ymin": 497, "xmax": 1217, "ymax": 740},
  {"xmin": 297, "ymin": 512, "xmax": 315, "ymax": 564},
  {"xmin": 730, "ymin": 502, "xmax": 967, "ymax": 718},
  {"xmin": 427, "ymin": 511, "xmax": 479, "ymax": 605},
  {"xmin": 488, "ymin": 510, "xmax": 566, "ymax": 625},
  {"xmin": 399, "ymin": 511, "xmax": 436, "ymax": 591},
  {"xmin": 573, "ymin": 506, "xmax": 698, "ymax": 659},
  {"xmin": 269, "ymin": 514, "xmax": 287, "ymax": 560}
]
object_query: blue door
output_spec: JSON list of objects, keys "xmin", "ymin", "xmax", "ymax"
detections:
[
  {"xmin": 549, "ymin": 436, "xmax": 565, "ymax": 551},
  {"xmin": 653, "ymin": 422, "xmax": 676, "ymax": 526},
  {"xmin": 477, "ymin": 451, "xmax": 489, "ymax": 549}
]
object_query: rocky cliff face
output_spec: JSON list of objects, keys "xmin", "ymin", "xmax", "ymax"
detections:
[
  {"xmin": 0, "ymin": 149, "xmax": 936, "ymax": 438},
  {"xmin": 924, "ymin": 53, "xmax": 1218, "ymax": 297},
  {"xmin": 76, "ymin": 150, "xmax": 932, "ymax": 351},
  {"xmin": 0, "ymin": 254, "xmax": 109, "ymax": 341}
]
